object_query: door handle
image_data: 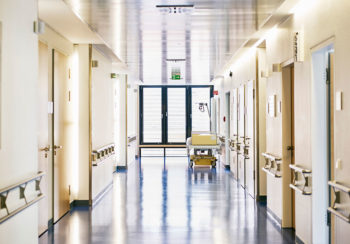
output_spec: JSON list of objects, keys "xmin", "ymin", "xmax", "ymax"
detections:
[
  {"xmin": 53, "ymin": 145, "xmax": 63, "ymax": 156},
  {"xmin": 40, "ymin": 146, "xmax": 51, "ymax": 152},
  {"xmin": 40, "ymin": 146, "xmax": 51, "ymax": 158},
  {"xmin": 54, "ymin": 145, "xmax": 63, "ymax": 149},
  {"xmin": 287, "ymin": 146, "xmax": 294, "ymax": 151}
]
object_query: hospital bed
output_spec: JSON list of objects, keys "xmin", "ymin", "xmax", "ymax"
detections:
[{"xmin": 186, "ymin": 132, "xmax": 221, "ymax": 168}]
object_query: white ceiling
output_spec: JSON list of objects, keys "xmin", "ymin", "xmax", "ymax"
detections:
[{"xmin": 44, "ymin": 0, "xmax": 287, "ymax": 84}]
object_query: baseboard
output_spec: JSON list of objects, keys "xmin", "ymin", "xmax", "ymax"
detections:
[
  {"xmin": 266, "ymin": 207, "xmax": 282, "ymax": 228},
  {"xmin": 116, "ymin": 166, "xmax": 127, "ymax": 172},
  {"xmin": 70, "ymin": 200, "xmax": 90, "ymax": 209},
  {"xmin": 92, "ymin": 182, "xmax": 113, "ymax": 207},
  {"xmin": 256, "ymin": 195, "xmax": 267, "ymax": 202},
  {"xmin": 295, "ymin": 234, "xmax": 305, "ymax": 244}
]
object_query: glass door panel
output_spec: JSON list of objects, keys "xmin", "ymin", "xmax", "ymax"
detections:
[
  {"xmin": 192, "ymin": 87, "xmax": 211, "ymax": 132},
  {"xmin": 167, "ymin": 88, "xmax": 186, "ymax": 143},
  {"xmin": 143, "ymin": 88, "xmax": 162, "ymax": 143}
]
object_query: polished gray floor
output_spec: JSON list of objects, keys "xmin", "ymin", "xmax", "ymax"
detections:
[{"xmin": 39, "ymin": 157, "xmax": 295, "ymax": 244}]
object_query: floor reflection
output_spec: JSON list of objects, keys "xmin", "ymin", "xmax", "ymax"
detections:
[{"xmin": 39, "ymin": 157, "xmax": 295, "ymax": 244}]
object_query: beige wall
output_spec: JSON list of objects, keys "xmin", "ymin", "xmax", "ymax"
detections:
[
  {"xmin": 77, "ymin": 44, "xmax": 90, "ymax": 201},
  {"xmin": 265, "ymin": 0, "xmax": 350, "ymax": 242},
  {"xmin": 91, "ymin": 47, "xmax": 115, "ymax": 200},
  {"xmin": 0, "ymin": 0, "xmax": 39, "ymax": 243},
  {"xmin": 214, "ymin": 48, "xmax": 267, "ymax": 199},
  {"xmin": 116, "ymin": 74, "xmax": 127, "ymax": 167},
  {"xmin": 257, "ymin": 48, "xmax": 267, "ymax": 197},
  {"xmin": 216, "ymin": 0, "xmax": 350, "ymax": 243}
]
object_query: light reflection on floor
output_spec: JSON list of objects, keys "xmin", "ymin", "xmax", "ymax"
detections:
[{"xmin": 39, "ymin": 157, "xmax": 295, "ymax": 244}]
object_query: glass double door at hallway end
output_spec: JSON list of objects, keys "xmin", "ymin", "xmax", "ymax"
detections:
[
  {"xmin": 140, "ymin": 86, "xmax": 212, "ymax": 145},
  {"xmin": 141, "ymin": 87, "xmax": 187, "ymax": 145}
]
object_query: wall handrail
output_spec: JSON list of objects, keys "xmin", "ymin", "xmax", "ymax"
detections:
[
  {"xmin": 0, "ymin": 171, "xmax": 45, "ymax": 224},
  {"xmin": 262, "ymin": 167, "xmax": 281, "ymax": 178},
  {"xmin": 329, "ymin": 181, "xmax": 350, "ymax": 194},
  {"xmin": 218, "ymin": 136, "xmax": 225, "ymax": 143},
  {"xmin": 0, "ymin": 171, "xmax": 45, "ymax": 194},
  {"xmin": 289, "ymin": 164, "xmax": 311, "ymax": 174},
  {"xmin": 327, "ymin": 207, "xmax": 350, "ymax": 223},
  {"xmin": 261, "ymin": 152, "xmax": 282, "ymax": 162},
  {"xmin": 228, "ymin": 139, "xmax": 237, "ymax": 151},
  {"xmin": 261, "ymin": 152, "xmax": 282, "ymax": 178},
  {"xmin": 92, "ymin": 143, "xmax": 115, "ymax": 166},
  {"xmin": 289, "ymin": 164, "xmax": 312, "ymax": 195},
  {"xmin": 328, "ymin": 181, "xmax": 350, "ymax": 223}
]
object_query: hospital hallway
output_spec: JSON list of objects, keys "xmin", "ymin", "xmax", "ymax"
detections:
[
  {"xmin": 39, "ymin": 157, "xmax": 295, "ymax": 244},
  {"xmin": 4, "ymin": 0, "xmax": 350, "ymax": 243}
]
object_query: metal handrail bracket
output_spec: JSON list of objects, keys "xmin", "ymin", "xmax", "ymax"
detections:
[
  {"xmin": 0, "ymin": 172, "xmax": 45, "ymax": 224},
  {"xmin": 92, "ymin": 143, "xmax": 116, "ymax": 166},
  {"xmin": 261, "ymin": 152, "xmax": 282, "ymax": 178},
  {"xmin": 328, "ymin": 181, "xmax": 350, "ymax": 223},
  {"xmin": 289, "ymin": 164, "xmax": 312, "ymax": 195}
]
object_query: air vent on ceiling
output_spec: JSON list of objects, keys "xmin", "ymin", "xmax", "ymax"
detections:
[{"xmin": 156, "ymin": 4, "xmax": 194, "ymax": 14}]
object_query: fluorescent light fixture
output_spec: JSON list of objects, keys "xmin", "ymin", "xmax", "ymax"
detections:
[{"xmin": 166, "ymin": 58, "xmax": 186, "ymax": 62}]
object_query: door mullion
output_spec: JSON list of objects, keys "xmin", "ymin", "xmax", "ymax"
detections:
[{"xmin": 162, "ymin": 87, "xmax": 167, "ymax": 144}]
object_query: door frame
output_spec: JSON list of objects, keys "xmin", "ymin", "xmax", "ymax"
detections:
[
  {"xmin": 310, "ymin": 38, "xmax": 334, "ymax": 244},
  {"xmin": 224, "ymin": 91, "xmax": 231, "ymax": 167},
  {"xmin": 281, "ymin": 62, "xmax": 295, "ymax": 228},
  {"xmin": 38, "ymin": 41, "xmax": 51, "ymax": 236}
]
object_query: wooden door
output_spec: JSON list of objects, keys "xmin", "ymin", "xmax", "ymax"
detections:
[
  {"xmin": 231, "ymin": 88, "xmax": 238, "ymax": 180},
  {"xmin": 238, "ymin": 85, "xmax": 246, "ymax": 187},
  {"xmin": 245, "ymin": 80, "xmax": 255, "ymax": 197},
  {"xmin": 38, "ymin": 41, "xmax": 50, "ymax": 235},
  {"xmin": 53, "ymin": 50, "xmax": 70, "ymax": 222}
]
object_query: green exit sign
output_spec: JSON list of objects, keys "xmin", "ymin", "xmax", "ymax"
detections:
[
  {"xmin": 172, "ymin": 74, "xmax": 181, "ymax": 80},
  {"xmin": 171, "ymin": 67, "xmax": 181, "ymax": 80}
]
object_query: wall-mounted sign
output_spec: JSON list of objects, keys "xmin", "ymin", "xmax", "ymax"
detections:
[
  {"xmin": 267, "ymin": 95, "xmax": 276, "ymax": 117},
  {"xmin": 171, "ymin": 67, "xmax": 181, "ymax": 80},
  {"xmin": 293, "ymin": 31, "xmax": 304, "ymax": 62}
]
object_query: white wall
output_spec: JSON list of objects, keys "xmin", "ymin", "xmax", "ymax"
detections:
[
  {"xmin": 91, "ymin": 47, "xmax": 115, "ymax": 200},
  {"xmin": 215, "ymin": 0, "xmax": 350, "ymax": 243},
  {"xmin": 77, "ymin": 44, "xmax": 90, "ymax": 201},
  {"xmin": 0, "ymin": 0, "xmax": 39, "ymax": 243},
  {"xmin": 115, "ymin": 75, "xmax": 127, "ymax": 167}
]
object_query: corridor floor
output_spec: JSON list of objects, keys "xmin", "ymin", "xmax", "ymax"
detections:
[{"xmin": 39, "ymin": 157, "xmax": 295, "ymax": 244}]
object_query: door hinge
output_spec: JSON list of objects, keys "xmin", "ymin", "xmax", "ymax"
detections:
[
  {"xmin": 326, "ymin": 211, "xmax": 331, "ymax": 226},
  {"xmin": 287, "ymin": 146, "xmax": 294, "ymax": 151},
  {"xmin": 326, "ymin": 68, "xmax": 330, "ymax": 85},
  {"xmin": 253, "ymin": 170, "xmax": 255, "ymax": 180}
]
